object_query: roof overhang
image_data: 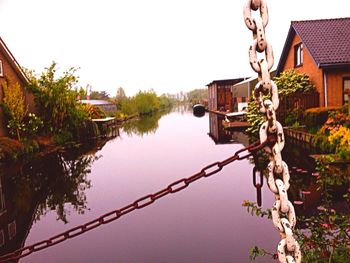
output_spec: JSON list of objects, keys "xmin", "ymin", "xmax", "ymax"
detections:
[
  {"xmin": 319, "ymin": 62, "xmax": 350, "ymax": 69},
  {"xmin": 0, "ymin": 37, "xmax": 29, "ymax": 85}
]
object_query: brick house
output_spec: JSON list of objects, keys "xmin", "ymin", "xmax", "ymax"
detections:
[
  {"xmin": 207, "ymin": 78, "xmax": 244, "ymax": 112},
  {"xmin": 0, "ymin": 37, "xmax": 34, "ymax": 136},
  {"xmin": 276, "ymin": 18, "xmax": 350, "ymax": 107}
]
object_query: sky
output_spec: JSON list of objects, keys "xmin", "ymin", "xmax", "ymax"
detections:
[{"xmin": 0, "ymin": 0, "xmax": 349, "ymax": 97}]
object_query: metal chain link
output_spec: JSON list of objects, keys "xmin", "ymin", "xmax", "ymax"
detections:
[
  {"xmin": 243, "ymin": 0, "xmax": 301, "ymax": 262},
  {"xmin": 0, "ymin": 137, "xmax": 274, "ymax": 263}
]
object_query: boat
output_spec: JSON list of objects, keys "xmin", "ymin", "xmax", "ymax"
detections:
[
  {"xmin": 222, "ymin": 111, "xmax": 250, "ymax": 129},
  {"xmin": 193, "ymin": 104, "xmax": 206, "ymax": 117}
]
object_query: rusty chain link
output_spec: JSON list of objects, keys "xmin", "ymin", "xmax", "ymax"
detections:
[
  {"xmin": 243, "ymin": 0, "xmax": 301, "ymax": 262},
  {"xmin": 0, "ymin": 137, "xmax": 274, "ymax": 263}
]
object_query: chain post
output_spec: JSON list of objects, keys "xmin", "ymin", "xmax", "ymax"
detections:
[
  {"xmin": 243, "ymin": 0, "xmax": 301, "ymax": 262},
  {"xmin": 253, "ymin": 167, "xmax": 264, "ymax": 206}
]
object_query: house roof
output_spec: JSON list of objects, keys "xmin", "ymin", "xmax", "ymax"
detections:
[
  {"xmin": 80, "ymin": 99, "xmax": 115, "ymax": 105},
  {"xmin": 206, "ymin": 78, "xmax": 245, "ymax": 87},
  {"xmin": 277, "ymin": 17, "xmax": 350, "ymax": 75},
  {"xmin": 0, "ymin": 37, "xmax": 29, "ymax": 84}
]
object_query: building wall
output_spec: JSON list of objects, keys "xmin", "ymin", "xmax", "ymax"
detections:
[
  {"xmin": 281, "ymin": 34, "xmax": 325, "ymax": 106},
  {"xmin": 0, "ymin": 50, "xmax": 33, "ymax": 136},
  {"xmin": 208, "ymin": 84, "xmax": 217, "ymax": 111},
  {"xmin": 326, "ymin": 68, "xmax": 350, "ymax": 106}
]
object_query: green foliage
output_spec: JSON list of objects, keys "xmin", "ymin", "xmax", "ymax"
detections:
[
  {"xmin": 115, "ymin": 87, "xmax": 127, "ymax": 101},
  {"xmin": 242, "ymin": 200, "xmax": 271, "ymax": 218},
  {"xmin": 122, "ymin": 109, "xmax": 170, "ymax": 136},
  {"xmin": 0, "ymin": 137, "xmax": 24, "ymax": 161},
  {"xmin": 274, "ymin": 69, "xmax": 315, "ymax": 96},
  {"xmin": 246, "ymin": 96, "xmax": 265, "ymax": 139},
  {"xmin": 312, "ymin": 134, "xmax": 335, "ymax": 154},
  {"xmin": 311, "ymin": 108, "xmax": 350, "ymax": 159},
  {"xmin": 29, "ymin": 62, "xmax": 86, "ymax": 134},
  {"xmin": 134, "ymin": 90, "xmax": 160, "ymax": 114},
  {"xmin": 284, "ymin": 109, "xmax": 303, "ymax": 127},
  {"xmin": 79, "ymin": 104, "xmax": 106, "ymax": 119},
  {"xmin": 2, "ymin": 81, "xmax": 28, "ymax": 140},
  {"xmin": 118, "ymin": 90, "xmax": 173, "ymax": 117},
  {"xmin": 89, "ymin": 90, "xmax": 110, "ymax": 100},
  {"xmin": 53, "ymin": 130, "xmax": 74, "ymax": 145},
  {"xmin": 25, "ymin": 113, "xmax": 44, "ymax": 137},
  {"xmin": 303, "ymin": 107, "xmax": 340, "ymax": 131},
  {"xmin": 186, "ymin": 88, "xmax": 208, "ymax": 104},
  {"xmin": 243, "ymin": 156, "xmax": 350, "ymax": 262}
]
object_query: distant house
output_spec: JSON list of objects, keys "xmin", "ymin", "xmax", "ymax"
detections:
[
  {"xmin": 80, "ymin": 99, "xmax": 117, "ymax": 115},
  {"xmin": 0, "ymin": 37, "xmax": 35, "ymax": 136},
  {"xmin": 207, "ymin": 78, "xmax": 244, "ymax": 112},
  {"xmin": 276, "ymin": 18, "xmax": 350, "ymax": 107},
  {"xmin": 232, "ymin": 71, "xmax": 276, "ymax": 111}
]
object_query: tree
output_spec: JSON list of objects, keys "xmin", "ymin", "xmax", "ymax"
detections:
[
  {"xmin": 2, "ymin": 81, "xmax": 27, "ymax": 140},
  {"xmin": 28, "ymin": 62, "xmax": 85, "ymax": 133},
  {"xmin": 116, "ymin": 87, "xmax": 126, "ymax": 101},
  {"xmin": 89, "ymin": 91, "xmax": 110, "ymax": 100},
  {"xmin": 186, "ymin": 88, "xmax": 208, "ymax": 104}
]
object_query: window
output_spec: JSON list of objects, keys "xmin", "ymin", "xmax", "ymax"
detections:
[
  {"xmin": 294, "ymin": 43, "xmax": 303, "ymax": 67},
  {"xmin": 343, "ymin": 78, "xmax": 350, "ymax": 104},
  {"xmin": 0, "ymin": 60, "xmax": 3, "ymax": 77}
]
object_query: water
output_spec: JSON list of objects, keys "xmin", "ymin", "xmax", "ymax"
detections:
[{"xmin": 1, "ymin": 107, "xmax": 282, "ymax": 262}]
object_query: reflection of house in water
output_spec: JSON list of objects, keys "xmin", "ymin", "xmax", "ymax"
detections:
[
  {"xmin": 0, "ymin": 139, "xmax": 107, "ymax": 260},
  {"xmin": 208, "ymin": 113, "xmax": 249, "ymax": 146},
  {"xmin": 0, "ymin": 173, "xmax": 37, "ymax": 261}
]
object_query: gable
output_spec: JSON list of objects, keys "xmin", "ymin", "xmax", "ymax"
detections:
[
  {"xmin": 0, "ymin": 37, "xmax": 28, "ymax": 86},
  {"xmin": 277, "ymin": 18, "xmax": 350, "ymax": 75},
  {"xmin": 292, "ymin": 18, "xmax": 350, "ymax": 68}
]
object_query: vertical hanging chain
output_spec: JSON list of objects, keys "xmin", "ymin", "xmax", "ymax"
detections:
[{"xmin": 243, "ymin": 1, "xmax": 302, "ymax": 262}]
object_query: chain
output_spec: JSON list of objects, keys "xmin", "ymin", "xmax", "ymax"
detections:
[
  {"xmin": 0, "ymin": 138, "xmax": 274, "ymax": 263},
  {"xmin": 243, "ymin": 1, "xmax": 301, "ymax": 262}
]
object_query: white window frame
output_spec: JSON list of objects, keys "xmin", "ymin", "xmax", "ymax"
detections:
[
  {"xmin": 0, "ymin": 60, "xmax": 3, "ymax": 77},
  {"xmin": 294, "ymin": 43, "xmax": 303, "ymax": 67},
  {"xmin": 343, "ymin": 78, "xmax": 350, "ymax": 104}
]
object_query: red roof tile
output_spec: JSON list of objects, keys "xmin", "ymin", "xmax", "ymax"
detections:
[{"xmin": 292, "ymin": 18, "xmax": 350, "ymax": 67}]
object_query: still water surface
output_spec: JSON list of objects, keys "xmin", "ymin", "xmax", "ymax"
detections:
[{"xmin": 2, "ymin": 107, "xmax": 282, "ymax": 262}]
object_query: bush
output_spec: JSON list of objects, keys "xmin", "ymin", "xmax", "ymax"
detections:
[
  {"xmin": 28, "ymin": 62, "xmax": 86, "ymax": 133},
  {"xmin": 0, "ymin": 137, "xmax": 24, "ymax": 160},
  {"xmin": 274, "ymin": 69, "xmax": 315, "ymax": 96},
  {"xmin": 302, "ymin": 107, "xmax": 340, "ymax": 131},
  {"xmin": 246, "ymin": 96, "xmax": 265, "ymax": 139},
  {"xmin": 312, "ymin": 134, "xmax": 335, "ymax": 153},
  {"xmin": 328, "ymin": 126, "xmax": 350, "ymax": 160},
  {"xmin": 53, "ymin": 130, "xmax": 73, "ymax": 145}
]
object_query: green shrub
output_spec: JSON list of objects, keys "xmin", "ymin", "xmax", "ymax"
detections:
[
  {"xmin": 302, "ymin": 107, "xmax": 340, "ymax": 130},
  {"xmin": 53, "ymin": 130, "xmax": 73, "ymax": 145},
  {"xmin": 274, "ymin": 69, "xmax": 315, "ymax": 96},
  {"xmin": 0, "ymin": 137, "xmax": 24, "ymax": 160},
  {"xmin": 312, "ymin": 134, "xmax": 335, "ymax": 153}
]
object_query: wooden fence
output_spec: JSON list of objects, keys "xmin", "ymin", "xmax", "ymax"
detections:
[{"xmin": 276, "ymin": 92, "xmax": 320, "ymax": 123}]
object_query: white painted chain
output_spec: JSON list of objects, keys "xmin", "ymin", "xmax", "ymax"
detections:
[{"xmin": 243, "ymin": 1, "xmax": 301, "ymax": 262}]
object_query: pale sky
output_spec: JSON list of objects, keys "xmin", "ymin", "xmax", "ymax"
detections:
[{"xmin": 0, "ymin": 0, "xmax": 349, "ymax": 97}]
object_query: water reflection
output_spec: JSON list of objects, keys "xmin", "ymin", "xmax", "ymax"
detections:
[
  {"xmin": 208, "ymin": 110, "xmax": 349, "ymax": 217},
  {"xmin": 208, "ymin": 113, "xmax": 250, "ymax": 145},
  {"xmin": 122, "ymin": 108, "xmax": 171, "ymax": 136},
  {"xmin": 0, "ymin": 141, "xmax": 103, "ymax": 258}
]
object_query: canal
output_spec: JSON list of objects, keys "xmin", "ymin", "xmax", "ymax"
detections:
[{"xmin": 1, "ymin": 107, "xmax": 311, "ymax": 262}]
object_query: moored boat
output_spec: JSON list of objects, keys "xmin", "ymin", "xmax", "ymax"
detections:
[{"xmin": 193, "ymin": 104, "xmax": 206, "ymax": 117}]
